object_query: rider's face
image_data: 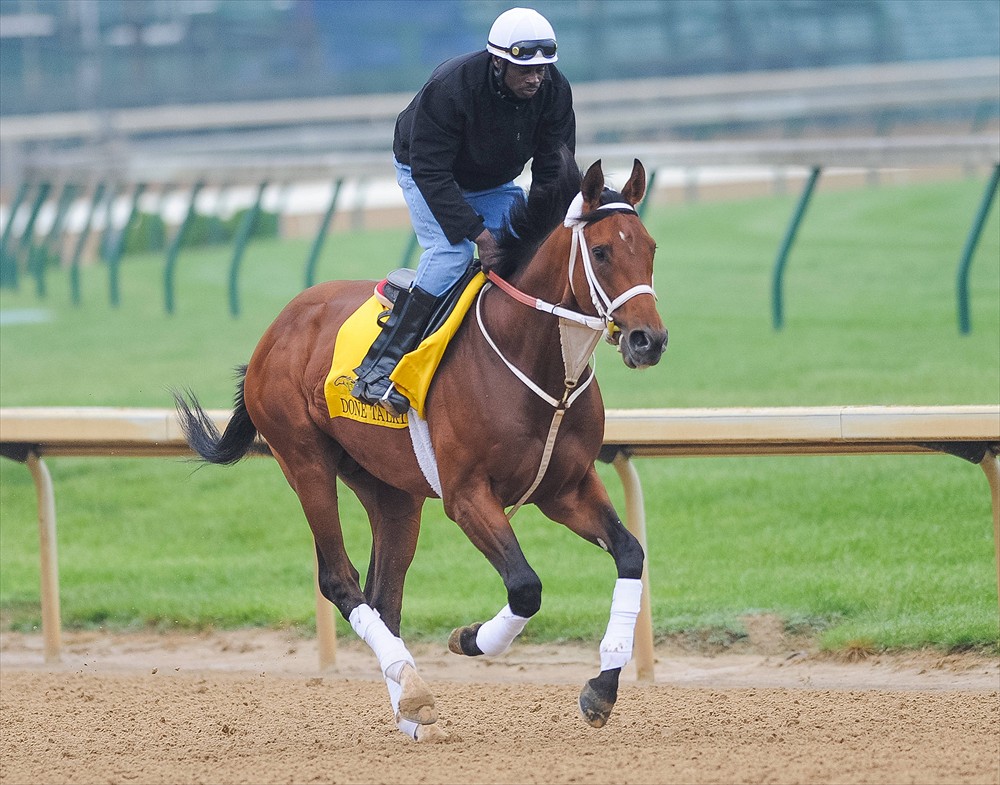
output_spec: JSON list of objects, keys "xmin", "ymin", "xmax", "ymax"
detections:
[{"xmin": 501, "ymin": 61, "xmax": 547, "ymax": 99}]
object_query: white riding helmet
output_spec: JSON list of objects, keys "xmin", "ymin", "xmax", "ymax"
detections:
[{"xmin": 487, "ymin": 7, "xmax": 558, "ymax": 65}]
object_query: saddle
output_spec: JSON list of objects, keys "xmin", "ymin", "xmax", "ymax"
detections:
[
  {"xmin": 324, "ymin": 265, "xmax": 488, "ymax": 425},
  {"xmin": 375, "ymin": 264, "xmax": 483, "ymax": 341}
]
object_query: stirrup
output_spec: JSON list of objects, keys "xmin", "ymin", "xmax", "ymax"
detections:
[
  {"xmin": 375, "ymin": 268, "xmax": 417, "ymax": 308},
  {"xmin": 379, "ymin": 384, "xmax": 411, "ymax": 416}
]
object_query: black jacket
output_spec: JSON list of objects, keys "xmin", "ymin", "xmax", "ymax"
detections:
[{"xmin": 393, "ymin": 50, "xmax": 576, "ymax": 245}]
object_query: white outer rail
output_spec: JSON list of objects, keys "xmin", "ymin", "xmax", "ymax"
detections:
[{"xmin": 2, "ymin": 405, "xmax": 998, "ymax": 678}]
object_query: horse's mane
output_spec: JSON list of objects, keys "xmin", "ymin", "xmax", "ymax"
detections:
[
  {"xmin": 490, "ymin": 146, "xmax": 580, "ymax": 279},
  {"xmin": 491, "ymin": 148, "xmax": 632, "ymax": 279}
]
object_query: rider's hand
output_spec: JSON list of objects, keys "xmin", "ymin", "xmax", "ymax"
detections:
[{"xmin": 475, "ymin": 229, "xmax": 501, "ymax": 273}]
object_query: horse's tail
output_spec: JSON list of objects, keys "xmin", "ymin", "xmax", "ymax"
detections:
[{"xmin": 172, "ymin": 365, "xmax": 260, "ymax": 465}]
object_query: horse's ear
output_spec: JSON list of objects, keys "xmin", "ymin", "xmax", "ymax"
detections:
[
  {"xmin": 621, "ymin": 159, "xmax": 646, "ymax": 206},
  {"xmin": 581, "ymin": 159, "xmax": 605, "ymax": 209}
]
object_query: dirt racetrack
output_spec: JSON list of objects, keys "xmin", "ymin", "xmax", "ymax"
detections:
[{"xmin": 2, "ymin": 628, "xmax": 998, "ymax": 785}]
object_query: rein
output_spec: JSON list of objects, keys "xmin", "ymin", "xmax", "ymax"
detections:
[{"xmin": 477, "ymin": 197, "xmax": 657, "ymax": 518}]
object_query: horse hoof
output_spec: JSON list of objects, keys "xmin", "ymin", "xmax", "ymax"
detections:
[
  {"xmin": 447, "ymin": 623, "xmax": 484, "ymax": 656},
  {"xmin": 397, "ymin": 664, "xmax": 437, "ymax": 725},
  {"xmin": 578, "ymin": 683, "xmax": 614, "ymax": 728},
  {"xmin": 578, "ymin": 671, "xmax": 620, "ymax": 729},
  {"xmin": 415, "ymin": 722, "xmax": 450, "ymax": 743}
]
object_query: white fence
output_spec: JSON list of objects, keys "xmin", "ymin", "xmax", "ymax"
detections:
[{"xmin": 2, "ymin": 405, "xmax": 997, "ymax": 678}]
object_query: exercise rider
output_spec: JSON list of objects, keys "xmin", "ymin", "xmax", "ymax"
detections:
[{"xmin": 352, "ymin": 6, "xmax": 576, "ymax": 415}]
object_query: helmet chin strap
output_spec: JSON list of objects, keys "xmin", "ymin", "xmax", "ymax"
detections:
[
  {"xmin": 490, "ymin": 55, "xmax": 547, "ymax": 101},
  {"xmin": 491, "ymin": 57, "xmax": 512, "ymax": 99}
]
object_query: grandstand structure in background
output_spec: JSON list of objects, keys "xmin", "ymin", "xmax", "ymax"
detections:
[
  {"xmin": 1, "ymin": 1, "xmax": 997, "ymax": 182},
  {"xmin": 1, "ymin": 1, "xmax": 997, "ymax": 164},
  {"xmin": 0, "ymin": 1, "xmax": 997, "ymax": 330},
  {"xmin": 2, "ymin": 0, "xmax": 999, "ymax": 116}
]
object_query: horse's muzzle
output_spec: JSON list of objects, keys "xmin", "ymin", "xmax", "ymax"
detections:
[{"xmin": 620, "ymin": 326, "xmax": 668, "ymax": 369}]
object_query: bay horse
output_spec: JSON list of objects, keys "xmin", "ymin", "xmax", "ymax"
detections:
[{"xmin": 173, "ymin": 150, "xmax": 667, "ymax": 742}]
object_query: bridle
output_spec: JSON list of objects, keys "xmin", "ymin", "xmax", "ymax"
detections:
[
  {"xmin": 476, "ymin": 194, "xmax": 658, "ymax": 517},
  {"xmin": 564, "ymin": 195, "xmax": 658, "ymax": 337},
  {"xmin": 485, "ymin": 196, "xmax": 657, "ymax": 341}
]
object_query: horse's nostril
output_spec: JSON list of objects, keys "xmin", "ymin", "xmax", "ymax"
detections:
[{"xmin": 629, "ymin": 331, "xmax": 651, "ymax": 352}]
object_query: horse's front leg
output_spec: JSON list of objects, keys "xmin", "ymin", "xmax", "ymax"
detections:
[
  {"xmin": 536, "ymin": 466, "xmax": 645, "ymax": 729},
  {"xmin": 443, "ymin": 484, "xmax": 542, "ymax": 660}
]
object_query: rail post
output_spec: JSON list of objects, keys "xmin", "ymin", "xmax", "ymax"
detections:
[
  {"xmin": 400, "ymin": 232, "xmax": 419, "ymax": 269},
  {"xmin": 29, "ymin": 182, "xmax": 78, "ymax": 298},
  {"xmin": 228, "ymin": 181, "xmax": 267, "ymax": 317},
  {"xmin": 314, "ymin": 551, "xmax": 337, "ymax": 670},
  {"xmin": 164, "ymin": 181, "xmax": 205, "ymax": 315},
  {"xmin": 637, "ymin": 168, "xmax": 657, "ymax": 220},
  {"xmin": 69, "ymin": 182, "xmax": 107, "ymax": 306},
  {"xmin": 611, "ymin": 451, "xmax": 655, "ymax": 682},
  {"xmin": 14, "ymin": 182, "xmax": 51, "ymax": 293},
  {"xmin": 303, "ymin": 178, "xmax": 343, "ymax": 289},
  {"xmin": 957, "ymin": 163, "xmax": 1000, "ymax": 335},
  {"xmin": 106, "ymin": 182, "xmax": 145, "ymax": 308},
  {"xmin": 26, "ymin": 451, "xmax": 61, "ymax": 663},
  {"xmin": 0, "ymin": 181, "xmax": 31, "ymax": 288},
  {"xmin": 771, "ymin": 166, "xmax": 822, "ymax": 330}
]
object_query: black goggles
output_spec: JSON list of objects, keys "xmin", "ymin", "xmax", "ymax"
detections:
[{"xmin": 503, "ymin": 38, "xmax": 557, "ymax": 60}]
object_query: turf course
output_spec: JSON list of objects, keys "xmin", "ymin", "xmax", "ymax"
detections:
[{"xmin": 1, "ymin": 175, "xmax": 998, "ymax": 652}]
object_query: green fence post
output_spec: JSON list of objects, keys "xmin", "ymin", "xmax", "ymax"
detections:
[
  {"xmin": 69, "ymin": 182, "xmax": 106, "ymax": 306},
  {"xmin": 163, "ymin": 181, "xmax": 205, "ymax": 315},
  {"xmin": 399, "ymin": 231, "xmax": 419, "ymax": 269},
  {"xmin": 95, "ymin": 183, "xmax": 121, "ymax": 265},
  {"xmin": 771, "ymin": 166, "xmax": 822, "ymax": 330},
  {"xmin": 303, "ymin": 178, "xmax": 343, "ymax": 289},
  {"xmin": 16, "ymin": 182, "xmax": 51, "ymax": 294},
  {"xmin": 40, "ymin": 182, "xmax": 78, "ymax": 265},
  {"xmin": 107, "ymin": 182, "xmax": 145, "ymax": 308},
  {"xmin": 0, "ymin": 181, "xmax": 31, "ymax": 288},
  {"xmin": 957, "ymin": 163, "xmax": 1000, "ymax": 335},
  {"xmin": 228, "ymin": 181, "xmax": 267, "ymax": 318},
  {"xmin": 30, "ymin": 182, "xmax": 78, "ymax": 298},
  {"xmin": 637, "ymin": 167, "xmax": 657, "ymax": 220}
]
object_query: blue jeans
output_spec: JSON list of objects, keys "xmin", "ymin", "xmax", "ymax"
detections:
[{"xmin": 395, "ymin": 158, "xmax": 525, "ymax": 296}]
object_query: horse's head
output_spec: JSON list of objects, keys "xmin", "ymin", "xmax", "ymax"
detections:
[{"xmin": 570, "ymin": 159, "xmax": 667, "ymax": 369}]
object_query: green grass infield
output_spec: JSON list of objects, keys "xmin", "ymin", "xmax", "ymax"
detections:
[{"xmin": 1, "ymin": 175, "xmax": 997, "ymax": 653}]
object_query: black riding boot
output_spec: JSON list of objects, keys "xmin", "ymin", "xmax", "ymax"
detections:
[{"xmin": 352, "ymin": 285, "xmax": 438, "ymax": 415}]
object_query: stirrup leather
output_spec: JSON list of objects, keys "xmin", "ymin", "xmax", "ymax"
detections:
[{"xmin": 352, "ymin": 285, "xmax": 439, "ymax": 414}]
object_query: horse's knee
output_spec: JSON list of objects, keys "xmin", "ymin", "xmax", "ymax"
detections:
[
  {"xmin": 507, "ymin": 575, "xmax": 542, "ymax": 618},
  {"xmin": 319, "ymin": 578, "xmax": 362, "ymax": 621},
  {"xmin": 612, "ymin": 528, "xmax": 644, "ymax": 580},
  {"xmin": 316, "ymin": 545, "xmax": 364, "ymax": 619}
]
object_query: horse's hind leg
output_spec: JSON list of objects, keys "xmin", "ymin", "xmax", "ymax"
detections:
[
  {"xmin": 535, "ymin": 466, "xmax": 645, "ymax": 729},
  {"xmin": 266, "ymin": 436, "xmax": 437, "ymax": 735},
  {"xmin": 337, "ymin": 466, "xmax": 448, "ymax": 742}
]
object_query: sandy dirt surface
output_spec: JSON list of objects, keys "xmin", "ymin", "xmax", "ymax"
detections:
[{"xmin": 2, "ymin": 628, "xmax": 998, "ymax": 785}]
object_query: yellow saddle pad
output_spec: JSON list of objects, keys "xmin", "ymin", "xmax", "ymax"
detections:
[{"xmin": 324, "ymin": 272, "xmax": 487, "ymax": 426}]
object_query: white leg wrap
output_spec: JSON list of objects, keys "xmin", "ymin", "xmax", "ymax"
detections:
[
  {"xmin": 349, "ymin": 603, "xmax": 415, "ymax": 682},
  {"xmin": 599, "ymin": 578, "xmax": 642, "ymax": 671},
  {"xmin": 384, "ymin": 677, "xmax": 419, "ymax": 740},
  {"xmin": 475, "ymin": 604, "xmax": 530, "ymax": 656}
]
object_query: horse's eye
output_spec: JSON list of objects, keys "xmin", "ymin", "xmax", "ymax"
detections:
[{"xmin": 591, "ymin": 245, "xmax": 609, "ymax": 263}]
